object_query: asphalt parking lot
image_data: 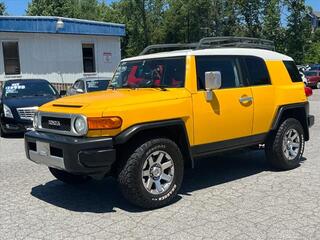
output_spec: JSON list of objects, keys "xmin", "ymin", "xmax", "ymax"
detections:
[{"xmin": 1, "ymin": 91, "xmax": 320, "ymax": 240}]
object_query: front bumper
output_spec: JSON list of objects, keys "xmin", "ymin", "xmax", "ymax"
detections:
[
  {"xmin": 0, "ymin": 117, "xmax": 33, "ymax": 134},
  {"xmin": 25, "ymin": 131, "xmax": 116, "ymax": 176}
]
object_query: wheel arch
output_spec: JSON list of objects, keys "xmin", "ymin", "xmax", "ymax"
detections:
[
  {"xmin": 114, "ymin": 119, "xmax": 194, "ymax": 168},
  {"xmin": 271, "ymin": 102, "xmax": 310, "ymax": 141}
]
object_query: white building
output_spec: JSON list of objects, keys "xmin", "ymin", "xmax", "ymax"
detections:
[{"xmin": 0, "ymin": 16, "xmax": 125, "ymax": 87}]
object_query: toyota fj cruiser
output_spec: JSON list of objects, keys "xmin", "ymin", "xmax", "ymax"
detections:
[{"xmin": 25, "ymin": 37, "xmax": 314, "ymax": 209}]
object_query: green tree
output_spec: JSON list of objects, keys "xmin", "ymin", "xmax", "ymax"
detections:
[
  {"xmin": 221, "ymin": 0, "xmax": 241, "ymax": 37},
  {"xmin": 284, "ymin": 0, "xmax": 311, "ymax": 63},
  {"xmin": 262, "ymin": 0, "xmax": 285, "ymax": 51},
  {"xmin": 237, "ymin": 0, "xmax": 263, "ymax": 37},
  {"xmin": 0, "ymin": 2, "xmax": 6, "ymax": 15},
  {"xmin": 27, "ymin": 0, "xmax": 108, "ymax": 21},
  {"xmin": 27, "ymin": 0, "xmax": 77, "ymax": 17},
  {"xmin": 304, "ymin": 42, "xmax": 320, "ymax": 64},
  {"xmin": 163, "ymin": 0, "xmax": 212, "ymax": 43}
]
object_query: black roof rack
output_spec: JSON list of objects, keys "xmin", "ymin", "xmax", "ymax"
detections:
[
  {"xmin": 139, "ymin": 43, "xmax": 198, "ymax": 55},
  {"xmin": 140, "ymin": 36, "xmax": 275, "ymax": 55},
  {"xmin": 197, "ymin": 37, "xmax": 275, "ymax": 51}
]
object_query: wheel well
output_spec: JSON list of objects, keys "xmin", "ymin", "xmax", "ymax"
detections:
[
  {"xmin": 272, "ymin": 107, "xmax": 309, "ymax": 141},
  {"xmin": 114, "ymin": 124, "xmax": 193, "ymax": 170}
]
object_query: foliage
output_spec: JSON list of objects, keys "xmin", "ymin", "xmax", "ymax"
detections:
[
  {"xmin": 26, "ymin": 0, "xmax": 317, "ymax": 63},
  {"xmin": 0, "ymin": 1, "xmax": 6, "ymax": 15},
  {"xmin": 237, "ymin": 0, "xmax": 263, "ymax": 38},
  {"xmin": 262, "ymin": 0, "xmax": 285, "ymax": 52},
  {"xmin": 284, "ymin": 0, "xmax": 311, "ymax": 63},
  {"xmin": 304, "ymin": 29, "xmax": 320, "ymax": 64}
]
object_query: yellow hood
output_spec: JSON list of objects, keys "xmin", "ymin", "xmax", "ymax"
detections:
[{"xmin": 39, "ymin": 88, "xmax": 191, "ymax": 115}]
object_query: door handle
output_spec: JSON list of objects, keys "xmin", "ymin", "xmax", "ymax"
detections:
[{"xmin": 239, "ymin": 96, "xmax": 253, "ymax": 103}]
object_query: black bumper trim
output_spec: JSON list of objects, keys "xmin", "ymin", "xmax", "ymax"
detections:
[
  {"xmin": 25, "ymin": 131, "xmax": 116, "ymax": 175},
  {"xmin": 308, "ymin": 115, "xmax": 315, "ymax": 128}
]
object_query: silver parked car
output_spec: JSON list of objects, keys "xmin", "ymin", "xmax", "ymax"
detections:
[{"xmin": 67, "ymin": 77, "xmax": 110, "ymax": 96}]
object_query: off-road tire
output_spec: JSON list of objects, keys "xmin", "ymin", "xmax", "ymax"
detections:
[
  {"xmin": 49, "ymin": 167, "xmax": 91, "ymax": 184},
  {"xmin": 118, "ymin": 138, "xmax": 184, "ymax": 209},
  {"xmin": 265, "ymin": 118, "xmax": 305, "ymax": 170}
]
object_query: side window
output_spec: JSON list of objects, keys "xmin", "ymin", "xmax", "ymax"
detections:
[
  {"xmin": 244, "ymin": 56, "xmax": 270, "ymax": 86},
  {"xmin": 283, "ymin": 61, "xmax": 302, "ymax": 82},
  {"xmin": 196, "ymin": 56, "xmax": 242, "ymax": 90},
  {"xmin": 73, "ymin": 81, "xmax": 80, "ymax": 89},
  {"xmin": 73, "ymin": 80, "xmax": 84, "ymax": 90},
  {"xmin": 78, "ymin": 81, "xmax": 85, "ymax": 90}
]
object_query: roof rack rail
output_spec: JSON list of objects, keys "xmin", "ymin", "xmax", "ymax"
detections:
[
  {"xmin": 140, "ymin": 36, "xmax": 275, "ymax": 55},
  {"xmin": 139, "ymin": 43, "xmax": 198, "ymax": 55},
  {"xmin": 197, "ymin": 37, "xmax": 275, "ymax": 51}
]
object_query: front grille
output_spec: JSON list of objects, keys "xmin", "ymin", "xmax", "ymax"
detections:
[
  {"xmin": 41, "ymin": 116, "xmax": 71, "ymax": 131},
  {"xmin": 17, "ymin": 107, "xmax": 38, "ymax": 120}
]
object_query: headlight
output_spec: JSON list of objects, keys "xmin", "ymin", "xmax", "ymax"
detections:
[
  {"xmin": 3, "ymin": 104, "xmax": 13, "ymax": 118},
  {"xmin": 74, "ymin": 116, "xmax": 88, "ymax": 135},
  {"xmin": 33, "ymin": 112, "xmax": 39, "ymax": 129}
]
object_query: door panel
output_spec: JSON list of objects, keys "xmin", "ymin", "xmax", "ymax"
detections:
[
  {"xmin": 251, "ymin": 85, "xmax": 276, "ymax": 134},
  {"xmin": 192, "ymin": 87, "xmax": 253, "ymax": 146}
]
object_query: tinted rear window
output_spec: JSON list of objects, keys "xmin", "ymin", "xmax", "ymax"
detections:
[
  {"xmin": 244, "ymin": 56, "xmax": 271, "ymax": 86},
  {"xmin": 283, "ymin": 61, "xmax": 302, "ymax": 82}
]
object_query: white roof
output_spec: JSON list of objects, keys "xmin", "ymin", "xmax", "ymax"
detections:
[{"xmin": 123, "ymin": 48, "xmax": 293, "ymax": 62}]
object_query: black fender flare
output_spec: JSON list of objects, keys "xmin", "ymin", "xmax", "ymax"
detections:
[
  {"xmin": 271, "ymin": 102, "xmax": 310, "ymax": 141},
  {"xmin": 114, "ymin": 119, "xmax": 194, "ymax": 168}
]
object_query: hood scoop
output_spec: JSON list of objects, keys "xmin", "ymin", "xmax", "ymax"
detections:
[{"xmin": 52, "ymin": 104, "xmax": 83, "ymax": 108}]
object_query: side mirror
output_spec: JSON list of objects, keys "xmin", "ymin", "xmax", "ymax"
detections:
[
  {"xmin": 59, "ymin": 90, "xmax": 67, "ymax": 96},
  {"xmin": 205, "ymin": 71, "xmax": 222, "ymax": 101},
  {"xmin": 76, "ymin": 88, "xmax": 84, "ymax": 94}
]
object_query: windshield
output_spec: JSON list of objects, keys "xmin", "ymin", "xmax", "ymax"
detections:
[
  {"xmin": 305, "ymin": 71, "xmax": 317, "ymax": 77},
  {"xmin": 86, "ymin": 79, "xmax": 109, "ymax": 92},
  {"xmin": 3, "ymin": 81, "xmax": 57, "ymax": 98},
  {"xmin": 109, "ymin": 57, "xmax": 186, "ymax": 89}
]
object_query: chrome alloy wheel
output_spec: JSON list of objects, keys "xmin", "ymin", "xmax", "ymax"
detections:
[
  {"xmin": 142, "ymin": 150, "xmax": 175, "ymax": 195},
  {"xmin": 282, "ymin": 129, "xmax": 301, "ymax": 161}
]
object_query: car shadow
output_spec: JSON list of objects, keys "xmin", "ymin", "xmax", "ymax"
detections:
[{"xmin": 30, "ymin": 149, "xmax": 295, "ymax": 213}]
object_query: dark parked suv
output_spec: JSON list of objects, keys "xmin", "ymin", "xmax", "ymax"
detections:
[{"xmin": 0, "ymin": 79, "xmax": 59, "ymax": 136}]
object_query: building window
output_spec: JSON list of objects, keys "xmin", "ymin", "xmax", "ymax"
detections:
[
  {"xmin": 82, "ymin": 43, "xmax": 96, "ymax": 73},
  {"xmin": 2, "ymin": 42, "xmax": 21, "ymax": 75}
]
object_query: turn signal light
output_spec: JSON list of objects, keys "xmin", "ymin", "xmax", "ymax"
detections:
[
  {"xmin": 88, "ymin": 117, "xmax": 122, "ymax": 130},
  {"xmin": 304, "ymin": 87, "xmax": 313, "ymax": 97}
]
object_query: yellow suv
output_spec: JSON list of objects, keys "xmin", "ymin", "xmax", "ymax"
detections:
[{"xmin": 25, "ymin": 37, "xmax": 314, "ymax": 209}]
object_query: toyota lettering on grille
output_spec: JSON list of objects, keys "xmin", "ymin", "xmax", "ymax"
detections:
[{"xmin": 48, "ymin": 120, "xmax": 61, "ymax": 127}]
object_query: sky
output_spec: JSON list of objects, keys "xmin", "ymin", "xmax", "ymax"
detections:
[{"xmin": 2, "ymin": 0, "xmax": 320, "ymax": 16}]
